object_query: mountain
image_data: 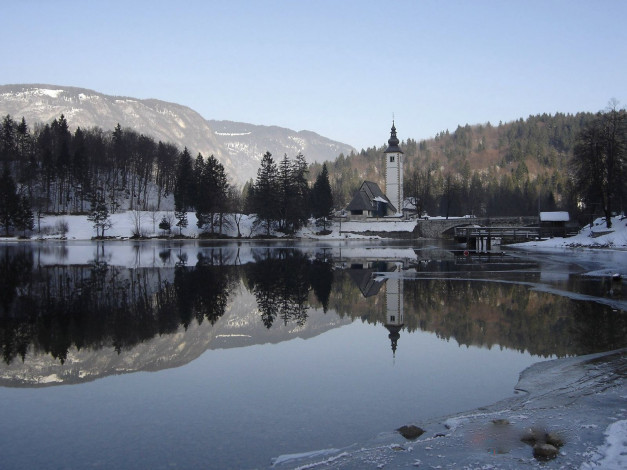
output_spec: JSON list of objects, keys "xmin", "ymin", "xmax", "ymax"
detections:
[
  {"xmin": 0, "ymin": 84, "xmax": 355, "ymax": 185},
  {"xmin": 208, "ymin": 119, "xmax": 355, "ymax": 184}
]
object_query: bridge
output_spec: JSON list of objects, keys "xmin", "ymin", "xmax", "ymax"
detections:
[
  {"xmin": 336, "ymin": 215, "xmax": 540, "ymax": 240},
  {"xmin": 413, "ymin": 216, "xmax": 538, "ymax": 239},
  {"xmin": 453, "ymin": 225, "xmax": 540, "ymax": 250}
]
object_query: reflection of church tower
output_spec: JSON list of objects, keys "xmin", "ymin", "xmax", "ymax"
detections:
[
  {"xmin": 384, "ymin": 263, "xmax": 404, "ymax": 356},
  {"xmin": 384, "ymin": 121, "xmax": 404, "ymax": 215}
]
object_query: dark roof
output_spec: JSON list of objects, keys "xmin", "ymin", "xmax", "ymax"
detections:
[
  {"xmin": 346, "ymin": 181, "xmax": 397, "ymax": 213},
  {"xmin": 346, "ymin": 190, "xmax": 373, "ymax": 211},
  {"xmin": 384, "ymin": 122, "xmax": 404, "ymax": 154},
  {"xmin": 348, "ymin": 269, "xmax": 385, "ymax": 297}
]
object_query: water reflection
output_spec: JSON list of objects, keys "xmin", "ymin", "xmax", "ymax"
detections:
[{"xmin": 0, "ymin": 242, "xmax": 626, "ymax": 386}]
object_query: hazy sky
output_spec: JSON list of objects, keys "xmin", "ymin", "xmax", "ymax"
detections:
[{"xmin": 1, "ymin": 0, "xmax": 625, "ymax": 150}]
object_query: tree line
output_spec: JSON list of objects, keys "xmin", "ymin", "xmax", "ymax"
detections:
[
  {"xmin": 1, "ymin": 108, "xmax": 623, "ymax": 236},
  {"xmin": 244, "ymin": 152, "xmax": 334, "ymax": 235},
  {"xmin": 310, "ymin": 108, "xmax": 625, "ymax": 223},
  {"xmin": 0, "ymin": 114, "xmax": 334, "ymax": 237}
]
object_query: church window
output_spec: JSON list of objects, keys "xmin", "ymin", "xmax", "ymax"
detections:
[{"xmin": 390, "ymin": 156, "xmax": 395, "ymax": 162}]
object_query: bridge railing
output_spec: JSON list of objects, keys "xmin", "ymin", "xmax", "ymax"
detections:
[{"xmin": 454, "ymin": 226, "xmax": 540, "ymax": 240}]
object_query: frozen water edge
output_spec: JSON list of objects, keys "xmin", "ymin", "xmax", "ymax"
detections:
[{"xmin": 272, "ymin": 348, "xmax": 627, "ymax": 469}]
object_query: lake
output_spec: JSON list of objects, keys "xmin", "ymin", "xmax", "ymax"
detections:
[{"xmin": 0, "ymin": 240, "xmax": 625, "ymax": 469}]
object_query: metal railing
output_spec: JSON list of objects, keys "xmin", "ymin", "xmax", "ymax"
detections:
[{"xmin": 454, "ymin": 226, "xmax": 540, "ymax": 240}]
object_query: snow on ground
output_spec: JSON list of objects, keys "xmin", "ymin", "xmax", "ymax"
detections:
[
  {"xmin": 273, "ymin": 349, "xmax": 627, "ymax": 470},
  {"xmin": 0, "ymin": 212, "xmax": 419, "ymax": 242},
  {"xmin": 516, "ymin": 215, "xmax": 627, "ymax": 249},
  {"xmin": 510, "ymin": 215, "xmax": 627, "ymax": 280}
]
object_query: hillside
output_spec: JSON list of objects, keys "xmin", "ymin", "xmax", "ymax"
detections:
[
  {"xmin": 313, "ymin": 113, "xmax": 598, "ymax": 217},
  {"xmin": 0, "ymin": 84, "xmax": 354, "ymax": 185},
  {"xmin": 208, "ymin": 119, "xmax": 354, "ymax": 185}
]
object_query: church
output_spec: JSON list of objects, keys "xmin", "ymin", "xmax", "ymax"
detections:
[{"xmin": 346, "ymin": 122, "xmax": 404, "ymax": 219}]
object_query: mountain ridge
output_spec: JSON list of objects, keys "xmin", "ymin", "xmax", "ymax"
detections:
[{"xmin": 0, "ymin": 84, "xmax": 355, "ymax": 185}]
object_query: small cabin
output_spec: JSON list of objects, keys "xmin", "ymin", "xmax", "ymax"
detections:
[
  {"xmin": 540, "ymin": 211, "xmax": 570, "ymax": 238},
  {"xmin": 346, "ymin": 181, "xmax": 397, "ymax": 220}
]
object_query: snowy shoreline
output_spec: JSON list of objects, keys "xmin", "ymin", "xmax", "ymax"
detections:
[{"xmin": 273, "ymin": 349, "xmax": 627, "ymax": 469}]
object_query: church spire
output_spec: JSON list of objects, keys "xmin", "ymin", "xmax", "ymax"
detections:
[{"xmin": 384, "ymin": 121, "xmax": 403, "ymax": 154}]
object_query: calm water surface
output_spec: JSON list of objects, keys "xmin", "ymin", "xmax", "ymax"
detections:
[{"xmin": 0, "ymin": 240, "xmax": 625, "ymax": 469}]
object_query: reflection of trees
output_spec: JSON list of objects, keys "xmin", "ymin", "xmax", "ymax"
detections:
[
  {"xmin": 0, "ymin": 248, "xmax": 237, "ymax": 365},
  {"xmin": 330, "ymin": 270, "xmax": 627, "ymax": 358},
  {"xmin": 243, "ymin": 250, "xmax": 334, "ymax": 328},
  {"xmin": 401, "ymin": 279, "xmax": 627, "ymax": 357},
  {"xmin": 171, "ymin": 256, "xmax": 237, "ymax": 329},
  {"xmin": 0, "ymin": 245, "xmax": 335, "ymax": 365}
]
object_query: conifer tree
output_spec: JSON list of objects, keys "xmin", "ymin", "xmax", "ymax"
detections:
[
  {"xmin": 311, "ymin": 163, "xmax": 333, "ymax": 230},
  {"xmin": 14, "ymin": 195, "xmax": 34, "ymax": 237},
  {"xmin": 0, "ymin": 166, "xmax": 19, "ymax": 235},
  {"xmin": 291, "ymin": 153, "xmax": 310, "ymax": 232},
  {"xmin": 249, "ymin": 152, "xmax": 279, "ymax": 235},
  {"xmin": 174, "ymin": 147, "xmax": 195, "ymax": 211},
  {"xmin": 572, "ymin": 105, "xmax": 626, "ymax": 228},
  {"xmin": 88, "ymin": 192, "xmax": 112, "ymax": 237}
]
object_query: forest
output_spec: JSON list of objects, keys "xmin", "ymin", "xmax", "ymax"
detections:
[
  {"xmin": 311, "ymin": 111, "xmax": 624, "ymax": 222},
  {"xmin": 0, "ymin": 114, "xmax": 333, "ymax": 236},
  {"xmin": 0, "ymin": 109, "xmax": 624, "ymax": 237}
]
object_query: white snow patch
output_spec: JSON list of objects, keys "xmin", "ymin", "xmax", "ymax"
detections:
[
  {"xmin": 339, "ymin": 220, "xmax": 417, "ymax": 233},
  {"xmin": 35, "ymin": 88, "xmax": 64, "ymax": 98},
  {"xmin": 582, "ymin": 420, "xmax": 627, "ymax": 470},
  {"xmin": 40, "ymin": 374, "xmax": 62, "ymax": 383},
  {"xmin": 215, "ymin": 131, "xmax": 252, "ymax": 136},
  {"xmin": 271, "ymin": 448, "xmax": 343, "ymax": 467},
  {"xmin": 540, "ymin": 211, "xmax": 570, "ymax": 222},
  {"xmin": 514, "ymin": 216, "xmax": 627, "ymax": 249}
]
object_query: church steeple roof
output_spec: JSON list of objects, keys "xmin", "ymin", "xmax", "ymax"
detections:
[{"xmin": 384, "ymin": 121, "xmax": 404, "ymax": 154}]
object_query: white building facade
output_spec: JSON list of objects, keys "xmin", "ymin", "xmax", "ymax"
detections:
[{"xmin": 384, "ymin": 122, "xmax": 404, "ymax": 216}]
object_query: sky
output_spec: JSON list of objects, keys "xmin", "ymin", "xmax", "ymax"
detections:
[{"xmin": 1, "ymin": 0, "xmax": 626, "ymax": 150}]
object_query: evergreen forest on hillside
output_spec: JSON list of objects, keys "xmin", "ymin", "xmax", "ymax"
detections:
[
  {"xmin": 0, "ymin": 109, "xmax": 624, "ymax": 237},
  {"xmin": 311, "ymin": 111, "xmax": 624, "ymax": 222}
]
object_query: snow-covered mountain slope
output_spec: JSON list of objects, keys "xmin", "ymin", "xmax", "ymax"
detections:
[
  {"xmin": 0, "ymin": 84, "xmax": 355, "ymax": 185},
  {"xmin": 209, "ymin": 120, "xmax": 355, "ymax": 183}
]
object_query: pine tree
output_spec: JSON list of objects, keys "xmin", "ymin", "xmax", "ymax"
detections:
[
  {"xmin": 159, "ymin": 215, "xmax": 172, "ymax": 235},
  {"xmin": 278, "ymin": 154, "xmax": 293, "ymax": 233},
  {"xmin": 0, "ymin": 166, "xmax": 19, "ymax": 235},
  {"xmin": 174, "ymin": 201, "xmax": 188, "ymax": 236},
  {"xmin": 249, "ymin": 152, "xmax": 279, "ymax": 235},
  {"xmin": 14, "ymin": 195, "xmax": 34, "ymax": 237},
  {"xmin": 311, "ymin": 163, "xmax": 333, "ymax": 230},
  {"xmin": 87, "ymin": 192, "xmax": 112, "ymax": 237},
  {"xmin": 174, "ymin": 147, "xmax": 195, "ymax": 211},
  {"xmin": 572, "ymin": 106, "xmax": 626, "ymax": 228},
  {"xmin": 291, "ymin": 153, "xmax": 310, "ymax": 232}
]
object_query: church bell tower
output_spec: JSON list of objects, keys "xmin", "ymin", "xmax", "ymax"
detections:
[{"xmin": 384, "ymin": 121, "xmax": 404, "ymax": 215}]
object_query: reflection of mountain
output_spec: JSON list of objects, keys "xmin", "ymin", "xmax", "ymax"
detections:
[
  {"xmin": 0, "ymin": 282, "xmax": 349, "ymax": 387},
  {"xmin": 2, "ymin": 242, "xmax": 626, "ymax": 387},
  {"xmin": 0, "ymin": 246, "xmax": 344, "ymax": 387}
]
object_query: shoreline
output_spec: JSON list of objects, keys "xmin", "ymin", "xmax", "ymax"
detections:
[{"xmin": 274, "ymin": 348, "xmax": 627, "ymax": 469}]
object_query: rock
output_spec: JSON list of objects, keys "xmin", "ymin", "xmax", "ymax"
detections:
[
  {"xmin": 397, "ymin": 425, "xmax": 426, "ymax": 440},
  {"xmin": 533, "ymin": 443, "xmax": 559, "ymax": 460},
  {"xmin": 492, "ymin": 419, "xmax": 510, "ymax": 426},
  {"xmin": 520, "ymin": 427, "xmax": 542, "ymax": 445},
  {"xmin": 546, "ymin": 432, "xmax": 564, "ymax": 448},
  {"xmin": 521, "ymin": 427, "xmax": 565, "ymax": 449}
]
